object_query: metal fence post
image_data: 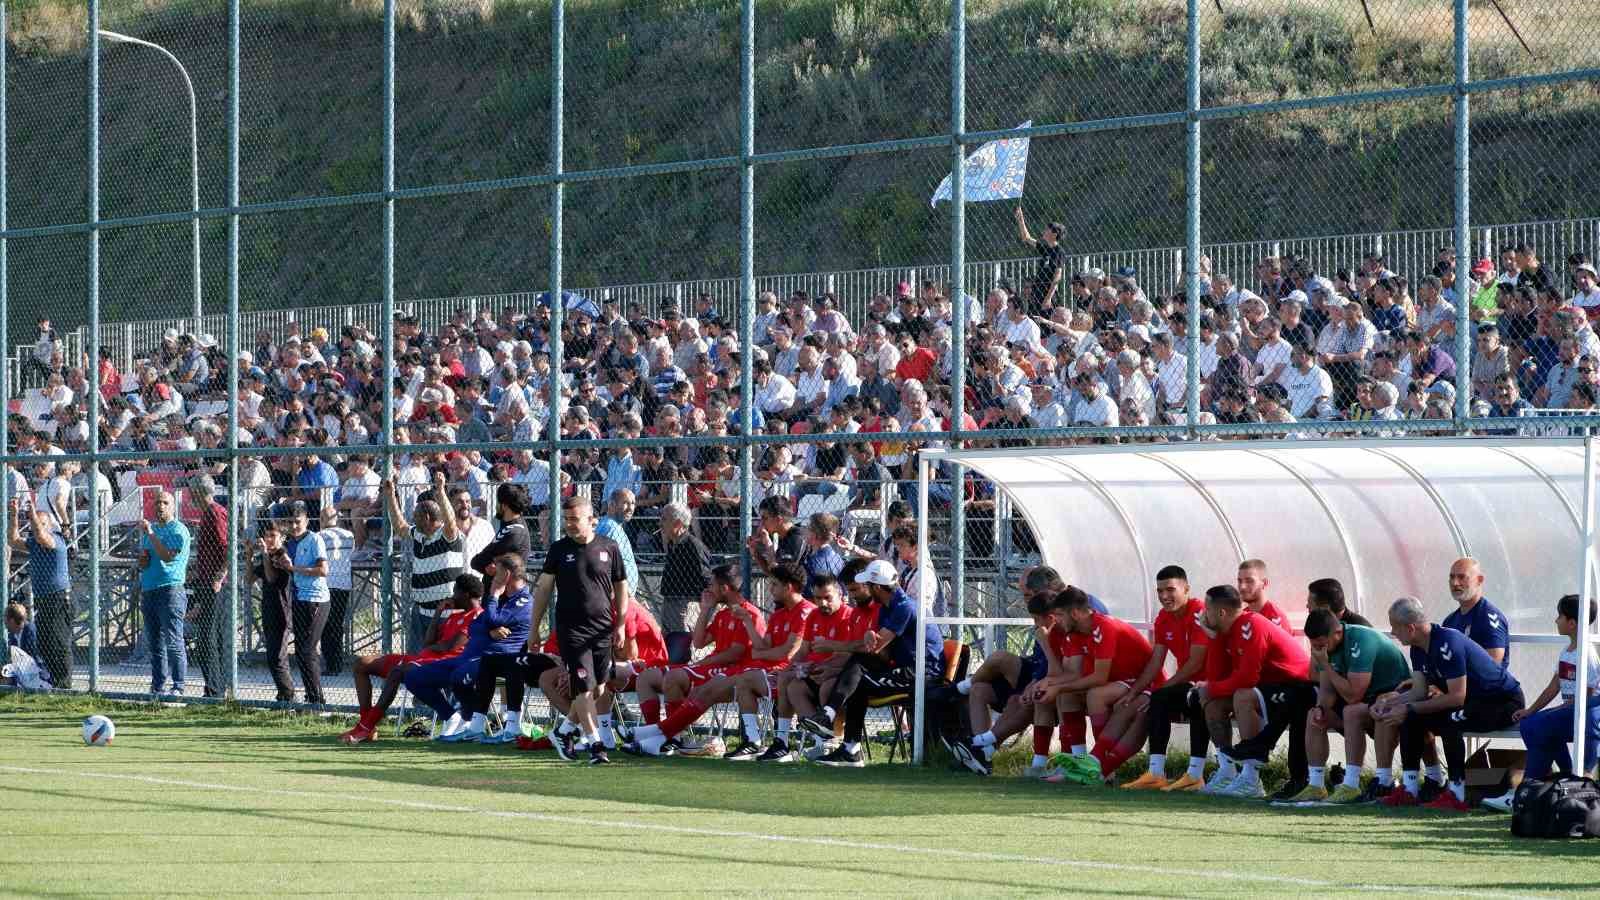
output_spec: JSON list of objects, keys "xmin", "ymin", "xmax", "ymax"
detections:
[
  {"xmin": 0, "ymin": 0, "xmax": 9, "ymax": 620},
  {"xmin": 737, "ymin": 0, "xmax": 755, "ymax": 590},
  {"xmin": 86, "ymin": 3, "xmax": 103, "ymax": 693},
  {"xmin": 948, "ymin": 0, "xmax": 967, "ymax": 630},
  {"xmin": 379, "ymin": 0, "xmax": 397, "ymax": 655},
  {"xmin": 547, "ymin": 0, "xmax": 565, "ymax": 533},
  {"xmin": 1184, "ymin": 0, "xmax": 1202, "ymax": 432},
  {"xmin": 1452, "ymin": 0, "xmax": 1472, "ymax": 425},
  {"xmin": 225, "ymin": 0, "xmax": 242, "ymax": 697}
]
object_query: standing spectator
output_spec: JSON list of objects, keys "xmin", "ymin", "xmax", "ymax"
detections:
[
  {"xmin": 185, "ymin": 475, "xmax": 231, "ymax": 698},
  {"xmin": 138, "ymin": 491, "xmax": 192, "ymax": 696},
  {"xmin": 383, "ymin": 472, "xmax": 464, "ymax": 654},
  {"xmin": 658, "ymin": 500, "xmax": 711, "ymax": 664},
  {"xmin": 6, "ymin": 499, "xmax": 71, "ymax": 688},
  {"xmin": 449, "ymin": 485, "xmax": 495, "ymax": 570},
  {"xmin": 596, "ymin": 488, "xmax": 641, "ymax": 596},
  {"xmin": 273, "ymin": 501, "xmax": 329, "ymax": 705},
  {"xmin": 318, "ymin": 506, "xmax": 356, "ymax": 677},
  {"xmin": 249, "ymin": 521, "xmax": 295, "ymax": 702},
  {"xmin": 1014, "ymin": 206, "xmax": 1066, "ymax": 313},
  {"xmin": 469, "ymin": 482, "xmax": 532, "ymax": 576}
]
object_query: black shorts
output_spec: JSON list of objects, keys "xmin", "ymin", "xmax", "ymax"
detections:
[
  {"xmin": 557, "ymin": 631, "xmax": 612, "ymax": 694},
  {"xmin": 520, "ymin": 651, "xmax": 563, "ymax": 683}
]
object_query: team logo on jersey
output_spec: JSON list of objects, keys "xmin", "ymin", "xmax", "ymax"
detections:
[
  {"xmin": 1241, "ymin": 622, "xmax": 1253, "ymax": 641},
  {"xmin": 564, "ymin": 554, "xmax": 575, "ymax": 563},
  {"xmin": 1269, "ymin": 690, "xmax": 1286, "ymax": 704},
  {"xmin": 576, "ymin": 667, "xmax": 589, "ymax": 681},
  {"xmin": 1439, "ymin": 644, "xmax": 1453, "ymax": 662},
  {"xmin": 1487, "ymin": 613, "xmax": 1502, "ymax": 629},
  {"xmin": 516, "ymin": 598, "xmax": 529, "ymax": 606},
  {"xmin": 1450, "ymin": 709, "xmax": 1466, "ymax": 722},
  {"xmin": 1092, "ymin": 627, "xmax": 1103, "ymax": 644},
  {"xmin": 1349, "ymin": 644, "xmax": 1362, "ymax": 659},
  {"xmin": 599, "ymin": 551, "xmax": 610, "ymax": 563},
  {"xmin": 1164, "ymin": 631, "xmax": 1175, "ymax": 642}
]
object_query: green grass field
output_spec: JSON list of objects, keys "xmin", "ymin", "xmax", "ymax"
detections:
[{"xmin": 1, "ymin": 694, "xmax": 1596, "ymax": 898}]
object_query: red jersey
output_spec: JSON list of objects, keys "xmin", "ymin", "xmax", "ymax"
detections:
[
  {"xmin": 624, "ymin": 603, "xmax": 670, "ymax": 668},
  {"xmin": 417, "ymin": 607, "xmax": 481, "ymax": 661},
  {"xmin": 540, "ymin": 631, "xmax": 559, "ymax": 655},
  {"xmin": 1055, "ymin": 613, "xmax": 1160, "ymax": 685},
  {"xmin": 708, "ymin": 599, "xmax": 767, "ymax": 666},
  {"xmin": 895, "ymin": 347, "xmax": 937, "ymax": 383},
  {"xmin": 762, "ymin": 600, "xmax": 816, "ymax": 669},
  {"xmin": 848, "ymin": 603, "xmax": 881, "ymax": 641},
  {"xmin": 1251, "ymin": 600, "xmax": 1291, "ymax": 632},
  {"xmin": 1151, "ymin": 599, "xmax": 1210, "ymax": 671},
  {"xmin": 1205, "ymin": 610, "xmax": 1312, "ymax": 695},
  {"xmin": 803, "ymin": 604, "xmax": 856, "ymax": 663}
]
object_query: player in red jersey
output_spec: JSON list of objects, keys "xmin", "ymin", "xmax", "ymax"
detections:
[
  {"xmin": 532, "ymin": 600, "xmax": 671, "ymax": 751},
  {"xmin": 758, "ymin": 570, "xmax": 853, "ymax": 761},
  {"xmin": 781, "ymin": 558, "xmax": 876, "ymax": 757},
  {"xmin": 1237, "ymin": 558, "xmax": 1292, "ymax": 632},
  {"xmin": 1033, "ymin": 587, "xmax": 1159, "ymax": 783},
  {"xmin": 341, "ymin": 573, "xmax": 483, "ymax": 744},
  {"xmin": 626, "ymin": 564, "xmax": 766, "ymax": 756},
  {"xmin": 1115, "ymin": 565, "xmax": 1216, "ymax": 790},
  {"xmin": 719, "ymin": 562, "xmax": 816, "ymax": 760},
  {"xmin": 1195, "ymin": 583, "xmax": 1315, "ymax": 799}
]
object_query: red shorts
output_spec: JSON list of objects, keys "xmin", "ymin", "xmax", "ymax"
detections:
[
  {"xmin": 675, "ymin": 662, "xmax": 760, "ymax": 688},
  {"xmin": 369, "ymin": 654, "xmax": 414, "ymax": 678}
]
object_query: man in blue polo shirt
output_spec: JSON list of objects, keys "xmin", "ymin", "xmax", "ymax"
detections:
[
  {"xmin": 138, "ymin": 491, "xmax": 191, "ymax": 696},
  {"xmin": 803, "ymin": 558, "xmax": 942, "ymax": 768},
  {"xmin": 1375, "ymin": 596, "xmax": 1523, "ymax": 813},
  {"xmin": 1441, "ymin": 557, "xmax": 1511, "ymax": 668},
  {"xmin": 273, "ymin": 501, "xmax": 330, "ymax": 705}
]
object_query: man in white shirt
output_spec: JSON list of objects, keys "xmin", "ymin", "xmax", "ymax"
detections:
[
  {"xmin": 753, "ymin": 360, "xmax": 797, "ymax": 414},
  {"xmin": 1068, "ymin": 372, "xmax": 1120, "ymax": 427},
  {"xmin": 1149, "ymin": 332, "xmax": 1188, "ymax": 411},
  {"xmin": 784, "ymin": 346, "xmax": 830, "ymax": 422},
  {"xmin": 334, "ymin": 455, "xmax": 382, "ymax": 549},
  {"xmin": 1251, "ymin": 318, "xmax": 1293, "ymax": 387},
  {"xmin": 1003, "ymin": 295, "xmax": 1045, "ymax": 354},
  {"xmin": 1575, "ymin": 264, "xmax": 1600, "ymax": 319},
  {"xmin": 1029, "ymin": 381, "xmax": 1068, "ymax": 428},
  {"xmin": 1282, "ymin": 344, "xmax": 1334, "ymax": 419}
]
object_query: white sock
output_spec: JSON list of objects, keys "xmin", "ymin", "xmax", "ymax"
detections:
[
  {"xmin": 1402, "ymin": 770, "xmax": 1419, "ymax": 794},
  {"xmin": 956, "ymin": 677, "xmax": 973, "ymax": 696},
  {"xmin": 741, "ymin": 713, "xmax": 761, "ymax": 743},
  {"xmin": 843, "ymin": 741, "xmax": 860, "ymax": 754},
  {"xmin": 776, "ymin": 718, "xmax": 792, "ymax": 741},
  {"xmin": 598, "ymin": 714, "xmax": 615, "ymax": 745},
  {"xmin": 504, "ymin": 712, "xmax": 520, "ymax": 732},
  {"xmin": 973, "ymin": 730, "xmax": 996, "ymax": 747},
  {"xmin": 1343, "ymin": 766, "xmax": 1362, "ymax": 789},
  {"xmin": 441, "ymin": 712, "xmax": 463, "ymax": 736},
  {"xmin": 1308, "ymin": 765, "xmax": 1326, "ymax": 789},
  {"xmin": 1187, "ymin": 757, "xmax": 1206, "ymax": 779},
  {"xmin": 467, "ymin": 712, "xmax": 486, "ymax": 731},
  {"xmin": 582, "ymin": 730, "xmax": 601, "ymax": 748},
  {"xmin": 1071, "ymin": 744, "xmax": 1087, "ymax": 756},
  {"xmin": 1240, "ymin": 760, "xmax": 1261, "ymax": 783},
  {"xmin": 1450, "ymin": 780, "xmax": 1466, "ymax": 802},
  {"xmin": 1032, "ymin": 754, "xmax": 1049, "ymax": 768},
  {"xmin": 555, "ymin": 717, "xmax": 576, "ymax": 736},
  {"xmin": 1377, "ymin": 767, "xmax": 1394, "ymax": 787},
  {"xmin": 1149, "ymin": 753, "xmax": 1166, "ymax": 777},
  {"xmin": 1425, "ymin": 765, "xmax": 1444, "ymax": 784}
]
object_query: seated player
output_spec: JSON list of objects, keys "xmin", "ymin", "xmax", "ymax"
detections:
[
  {"xmin": 1195, "ymin": 584, "xmax": 1314, "ymax": 799},
  {"xmin": 626, "ymin": 565, "xmax": 767, "ymax": 756},
  {"xmin": 1237, "ymin": 559, "xmax": 1291, "ymax": 630},
  {"xmin": 759, "ymin": 570, "xmax": 853, "ymax": 762},
  {"xmin": 1119, "ymin": 565, "xmax": 1214, "ymax": 791},
  {"xmin": 1033, "ymin": 587, "xmax": 1159, "ymax": 784},
  {"xmin": 402, "ymin": 553, "xmax": 532, "ymax": 741},
  {"xmin": 1285, "ymin": 607, "xmax": 1411, "ymax": 803},
  {"xmin": 536, "ymin": 600, "xmax": 671, "ymax": 753},
  {"xmin": 781, "ymin": 557, "xmax": 877, "ymax": 759},
  {"xmin": 723, "ymin": 563, "xmax": 816, "ymax": 760},
  {"xmin": 1306, "ymin": 577, "xmax": 1372, "ymax": 627},
  {"xmin": 469, "ymin": 630, "xmax": 565, "ymax": 747},
  {"xmin": 340, "ymin": 573, "xmax": 483, "ymax": 744}
]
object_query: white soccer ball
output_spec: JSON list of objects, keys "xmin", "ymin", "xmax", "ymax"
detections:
[{"xmin": 82, "ymin": 715, "xmax": 115, "ymax": 747}]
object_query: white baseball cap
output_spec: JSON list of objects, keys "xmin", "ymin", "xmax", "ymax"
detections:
[{"xmin": 854, "ymin": 559, "xmax": 898, "ymax": 587}]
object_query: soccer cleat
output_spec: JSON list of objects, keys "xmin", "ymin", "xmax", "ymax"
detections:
[
  {"xmin": 950, "ymin": 741, "xmax": 992, "ymax": 776},
  {"xmin": 756, "ymin": 741, "xmax": 798, "ymax": 763},
  {"xmin": 552, "ymin": 729, "xmax": 580, "ymax": 761},
  {"xmin": 1220, "ymin": 776, "xmax": 1266, "ymax": 799},
  {"xmin": 588, "ymin": 746, "xmax": 612, "ymax": 766},
  {"xmin": 340, "ymin": 724, "xmax": 375, "ymax": 745},
  {"xmin": 441, "ymin": 725, "xmax": 485, "ymax": 743},
  {"xmin": 798, "ymin": 713, "xmax": 835, "ymax": 740},
  {"xmin": 1269, "ymin": 781, "xmax": 1309, "ymax": 803},
  {"xmin": 1481, "ymin": 790, "xmax": 1516, "ymax": 813},
  {"xmin": 1162, "ymin": 773, "xmax": 1206, "ymax": 792},
  {"xmin": 1417, "ymin": 778, "xmax": 1446, "ymax": 805},
  {"xmin": 1356, "ymin": 779, "xmax": 1391, "ymax": 804},
  {"xmin": 478, "ymin": 728, "xmax": 519, "ymax": 745},
  {"xmin": 1378, "ymin": 785, "xmax": 1419, "ymax": 807},
  {"xmin": 1423, "ymin": 791, "xmax": 1471, "ymax": 813},
  {"xmin": 1283, "ymin": 784, "xmax": 1329, "ymax": 803},
  {"xmin": 1327, "ymin": 785, "xmax": 1366, "ymax": 804},
  {"xmin": 1200, "ymin": 771, "xmax": 1236, "ymax": 795},
  {"xmin": 814, "ymin": 745, "xmax": 866, "ymax": 768},
  {"xmin": 1121, "ymin": 772, "xmax": 1170, "ymax": 790},
  {"xmin": 677, "ymin": 736, "xmax": 726, "ymax": 758},
  {"xmin": 723, "ymin": 740, "xmax": 762, "ymax": 762}
]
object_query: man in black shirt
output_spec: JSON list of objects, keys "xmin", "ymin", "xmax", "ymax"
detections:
[
  {"xmin": 470, "ymin": 483, "xmax": 531, "ymax": 576},
  {"xmin": 746, "ymin": 496, "xmax": 809, "ymax": 577},
  {"xmin": 531, "ymin": 494, "xmax": 630, "ymax": 765},
  {"xmin": 658, "ymin": 501, "xmax": 712, "ymax": 663},
  {"xmin": 1015, "ymin": 205, "xmax": 1067, "ymax": 314},
  {"xmin": 1307, "ymin": 577, "xmax": 1371, "ymax": 628}
]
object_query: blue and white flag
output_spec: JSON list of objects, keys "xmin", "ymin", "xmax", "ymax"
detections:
[{"xmin": 930, "ymin": 120, "xmax": 1032, "ymax": 208}]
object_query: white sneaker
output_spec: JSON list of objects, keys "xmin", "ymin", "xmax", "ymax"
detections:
[
  {"xmin": 1221, "ymin": 775, "xmax": 1266, "ymax": 799},
  {"xmin": 1200, "ymin": 769, "xmax": 1236, "ymax": 795},
  {"xmin": 1481, "ymin": 790, "xmax": 1516, "ymax": 813}
]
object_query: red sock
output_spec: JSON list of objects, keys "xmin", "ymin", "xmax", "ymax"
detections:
[
  {"xmin": 658, "ymin": 699, "xmax": 709, "ymax": 739},
  {"xmin": 360, "ymin": 707, "xmax": 382, "ymax": 730},
  {"xmin": 1059, "ymin": 717, "xmax": 1086, "ymax": 751},
  {"xmin": 667, "ymin": 700, "xmax": 683, "ymax": 720},
  {"xmin": 1089, "ymin": 712, "xmax": 1109, "ymax": 738},
  {"xmin": 1089, "ymin": 734, "xmax": 1113, "ymax": 762},
  {"xmin": 1032, "ymin": 726, "xmax": 1052, "ymax": 756},
  {"xmin": 640, "ymin": 698, "xmax": 660, "ymax": 724},
  {"xmin": 1102, "ymin": 740, "xmax": 1141, "ymax": 777}
]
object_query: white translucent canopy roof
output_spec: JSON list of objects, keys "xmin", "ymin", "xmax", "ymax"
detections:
[{"xmin": 935, "ymin": 439, "xmax": 1595, "ymax": 692}]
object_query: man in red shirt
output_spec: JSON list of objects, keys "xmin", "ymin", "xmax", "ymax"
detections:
[
  {"xmin": 724, "ymin": 563, "xmax": 816, "ymax": 761},
  {"xmin": 1032, "ymin": 587, "xmax": 1157, "ymax": 783},
  {"xmin": 627, "ymin": 565, "xmax": 767, "ymax": 756},
  {"xmin": 1195, "ymin": 584, "xmax": 1315, "ymax": 799},
  {"xmin": 780, "ymin": 558, "xmax": 876, "ymax": 758},
  {"xmin": 893, "ymin": 332, "xmax": 938, "ymax": 384},
  {"xmin": 1238, "ymin": 558, "xmax": 1292, "ymax": 631},
  {"xmin": 341, "ymin": 574, "xmax": 483, "ymax": 744},
  {"xmin": 1119, "ymin": 565, "xmax": 1215, "ymax": 791},
  {"xmin": 762, "ymin": 571, "xmax": 856, "ymax": 762}
]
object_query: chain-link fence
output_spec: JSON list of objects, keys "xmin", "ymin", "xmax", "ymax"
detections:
[{"xmin": 1, "ymin": 0, "xmax": 1598, "ymax": 708}]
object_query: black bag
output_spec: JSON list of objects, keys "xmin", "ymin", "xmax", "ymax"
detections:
[{"xmin": 1511, "ymin": 775, "xmax": 1600, "ymax": 839}]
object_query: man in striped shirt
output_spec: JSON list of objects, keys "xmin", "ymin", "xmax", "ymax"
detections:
[{"xmin": 383, "ymin": 470, "xmax": 463, "ymax": 654}]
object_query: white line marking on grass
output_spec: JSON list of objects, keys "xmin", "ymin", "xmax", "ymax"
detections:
[{"xmin": 0, "ymin": 765, "xmax": 1541, "ymax": 899}]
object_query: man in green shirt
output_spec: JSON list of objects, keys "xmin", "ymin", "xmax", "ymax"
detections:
[{"xmin": 1284, "ymin": 608, "xmax": 1412, "ymax": 803}]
